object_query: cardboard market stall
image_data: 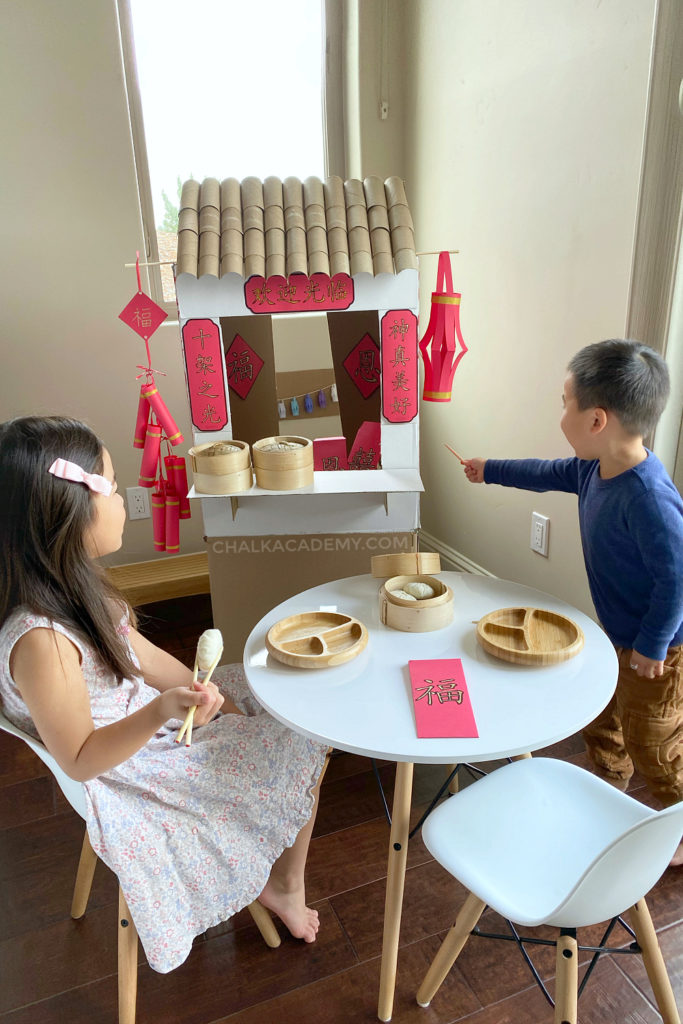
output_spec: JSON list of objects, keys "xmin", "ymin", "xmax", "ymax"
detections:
[{"xmin": 175, "ymin": 174, "xmax": 423, "ymax": 660}]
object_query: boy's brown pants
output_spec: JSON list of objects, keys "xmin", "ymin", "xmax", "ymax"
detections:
[{"xmin": 583, "ymin": 644, "xmax": 683, "ymax": 807}]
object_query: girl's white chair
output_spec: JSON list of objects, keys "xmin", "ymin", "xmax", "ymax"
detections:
[
  {"xmin": 417, "ymin": 757, "xmax": 683, "ymax": 1024},
  {"xmin": 0, "ymin": 707, "xmax": 282, "ymax": 1024}
]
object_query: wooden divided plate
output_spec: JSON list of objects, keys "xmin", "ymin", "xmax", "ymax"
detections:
[
  {"xmin": 266, "ymin": 611, "xmax": 368, "ymax": 669},
  {"xmin": 476, "ymin": 607, "xmax": 584, "ymax": 665}
]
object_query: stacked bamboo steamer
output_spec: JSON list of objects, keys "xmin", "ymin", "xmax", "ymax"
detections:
[
  {"xmin": 252, "ymin": 436, "xmax": 313, "ymax": 490},
  {"xmin": 188, "ymin": 441, "xmax": 252, "ymax": 494},
  {"xmin": 372, "ymin": 552, "xmax": 454, "ymax": 633}
]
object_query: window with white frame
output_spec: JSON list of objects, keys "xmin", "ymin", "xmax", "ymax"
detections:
[{"xmin": 118, "ymin": 0, "xmax": 328, "ymax": 311}]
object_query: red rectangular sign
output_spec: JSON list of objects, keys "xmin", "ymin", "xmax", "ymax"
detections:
[
  {"xmin": 181, "ymin": 319, "xmax": 229, "ymax": 431},
  {"xmin": 244, "ymin": 272, "xmax": 354, "ymax": 313},
  {"xmin": 409, "ymin": 658, "xmax": 478, "ymax": 739},
  {"xmin": 381, "ymin": 310, "xmax": 418, "ymax": 423}
]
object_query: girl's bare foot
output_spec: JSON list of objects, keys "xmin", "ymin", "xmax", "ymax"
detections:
[
  {"xmin": 258, "ymin": 878, "xmax": 320, "ymax": 942},
  {"xmin": 669, "ymin": 841, "xmax": 683, "ymax": 868}
]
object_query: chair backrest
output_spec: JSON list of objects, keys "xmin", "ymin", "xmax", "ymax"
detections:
[
  {"xmin": 547, "ymin": 799, "xmax": 683, "ymax": 927},
  {"xmin": 0, "ymin": 707, "xmax": 87, "ymax": 818}
]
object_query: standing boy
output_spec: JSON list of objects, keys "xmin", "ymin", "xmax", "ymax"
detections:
[{"xmin": 464, "ymin": 339, "xmax": 683, "ymax": 864}]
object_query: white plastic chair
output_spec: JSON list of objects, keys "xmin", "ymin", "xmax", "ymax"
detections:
[
  {"xmin": 416, "ymin": 757, "xmax": 683, "ymax": 1024},
  {"xmin": 0, "ymin": 708, "xmax": 282, "ymax": 1024}
]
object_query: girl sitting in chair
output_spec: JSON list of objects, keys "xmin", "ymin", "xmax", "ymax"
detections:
[{"xmin": 0, "ymin": 415, "xmax": 328, "ymax": 973}]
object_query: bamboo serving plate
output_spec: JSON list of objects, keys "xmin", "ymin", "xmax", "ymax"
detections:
[
  {"xmin": 476, "ymin": 607, "xmax": 584, "ymax": 665},
  {"xmin": 265, "ymin": 611, "xmax": 368, "ymax": 669}
]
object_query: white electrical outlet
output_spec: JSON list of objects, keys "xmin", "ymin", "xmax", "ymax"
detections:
[
  {"xmin": 530, "ymin": 511, "xmax": 549, "ymax": 556},
  {"xmin": 126, "ymin": 486, "xmax": 151, "ymax": 520}
]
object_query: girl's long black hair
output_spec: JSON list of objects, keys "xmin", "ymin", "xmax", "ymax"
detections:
[{"xmin": 0, "ymin": 416, "xmax": 138, "ymax": 680}]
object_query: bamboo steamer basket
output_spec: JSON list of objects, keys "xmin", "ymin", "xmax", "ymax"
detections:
[
  {"xmin": 370, "ymin": 552, "xmax": 441, "ymax": 578},
  {"xmin": 189, "ymin": 440, "xmax": 253, "ymax": 494},
  {"xmin": 379, "ymin": 573, "xmax": 454, "ymax": 633},
  {"xmin": 252, "ymin": 436, "xmax": 314, "ymax": 490}
]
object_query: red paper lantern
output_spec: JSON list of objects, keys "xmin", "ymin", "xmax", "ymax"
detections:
[{"xmin": 419, "ymin": 251, "xmax": 468, "ymax": 402}]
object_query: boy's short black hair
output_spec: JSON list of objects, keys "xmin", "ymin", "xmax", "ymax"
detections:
[{"xmin": 567, "ymin": 339, "xmax": 670, "ymax": 437}]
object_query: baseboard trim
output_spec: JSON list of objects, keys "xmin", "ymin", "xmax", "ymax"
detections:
[
  {"xmin": 107, "ymin": 552, "xmax": 210, "ymax": 606},
  {"xmin": 418, "ymin": 530, "xmax": 496, "ymax": 577}
]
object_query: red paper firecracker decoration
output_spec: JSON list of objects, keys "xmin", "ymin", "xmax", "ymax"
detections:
[
  {"xmin": 419, "ymin": 251, "xmax": 468, "ymax": 402},
  {"xmin": 165, "ymin": 454, "xmax": 191, "ymax": 519},
  {"xmin": 139, "ymin": 423, "xmax": 162, "ymax": 487},
  {"xmin": 141, "ymin": 381, "xmax": 184, "ymax": 446},
  {"xmin": 151, "ymin": 488, "xmax": 166, "ymax": 551},
  {"xmin": 133, "ymin": 389, "xmax": 150, "ymax": 449},
  {"xmin": 164, "ymin": 489, "xmax": 180, "ymax": 553},
  {"xmin": 120, "ymin": 253, "xmax": 191, "ymax": 550}
]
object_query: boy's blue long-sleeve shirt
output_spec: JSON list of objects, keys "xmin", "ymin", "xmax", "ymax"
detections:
[{"xmin": 483, "ymin": 453, "xmax": 683, "ymax": 661}]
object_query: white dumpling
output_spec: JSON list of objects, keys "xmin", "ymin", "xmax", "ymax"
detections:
[
  {"xmin": 404, "ymin": 581, "xmax": 436, "ymax": 600},
  {"xmin": 197, "ymin": 628, "xmax": 223, "ymax": 669},
  {"xmin": 390, "ymin": 589, "xmax": 417, "ymax": 601}
]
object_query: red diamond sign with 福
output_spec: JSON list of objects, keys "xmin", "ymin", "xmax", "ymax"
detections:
[{"xmin": 119, "ymin": 291, "xmax": 168, "ymax": 341}]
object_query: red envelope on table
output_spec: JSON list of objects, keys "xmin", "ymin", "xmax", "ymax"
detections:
[{"xmin": 409, "ymin": 658, "xmax": 479, "ymax": 739}]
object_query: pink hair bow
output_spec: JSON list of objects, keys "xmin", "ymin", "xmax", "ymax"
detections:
[{"xmin": 48, "ymin": 458, "xmax": 113, "ymax": 497}]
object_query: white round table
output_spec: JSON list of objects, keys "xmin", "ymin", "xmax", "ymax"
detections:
[{"xmin": 243, "ymin": 572, "xmax": 618, "ymax": 1020}]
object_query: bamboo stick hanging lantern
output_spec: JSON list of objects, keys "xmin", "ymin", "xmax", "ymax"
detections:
[{"xmin": 419, "ymin": 251, "xmax": 468, "ymax": 402}]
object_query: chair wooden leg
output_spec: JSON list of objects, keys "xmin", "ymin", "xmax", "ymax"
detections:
[
  {"xmin": 70, "ymin": 827, "xmax": 98, "ymax": 919},
  {"xmin": 118, "ymin": 887, "xmax": 138, "ymax": 1024},
  {"xmin": 510, "ymin": 752, "xmax": 532, "ymax": 760},
  {"xmin": 447, "ymin": 764, "xmax": 459, "ymax": 794},
  {"xmin": 416, "ymin": 892, "xmax": 486, "ymax": 1008},
  {"xmin": 554, "ymin": 931, "xmax": 578, "ymax": 1024},
  {"xmin": 626, "ymin": 899, "xmax": 681, "ymax": 1024},
  {"xmin": 248, "ymin": 900, "xmax": 281, "ymax": 947}
]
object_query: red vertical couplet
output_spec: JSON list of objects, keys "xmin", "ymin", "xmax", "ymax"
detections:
[
  {"xmin": 141, "ymin": 381, "xmax": 184, "ymax": 446},
  {"xmin": 418, "ymin": 251, "xmax": 468, "ymax": 402},
  {"xmin": 139, "ymin": 423, "xmax": 162, "ymax": 487},
  {"xmin": 165, "ymin": 454, "xmax": 191, "ymax": 519},
  {"xmin": 181, "ymin": 319, "xmax": 229, "ymax": 431},
  {"xmin": 381, "ymin": 310, "xmax": 418, "ymax": 423},
  {"xmin": 151, "ymin": 488, "xmax": 166, "ymax": 551},
  {"xmin": 133, "ymin": 389, "xmax": 150, "ymax": 449},
  {"xmin": 165, "ymin": 490, "xmax": 180, "ymax": 553}
]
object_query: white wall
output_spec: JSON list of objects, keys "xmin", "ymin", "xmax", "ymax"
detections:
[
  {"xmin": 399, "ymin": 0, "xmax": 656, "ymax": 617},
  {"xmin": 0, "ymin": 0, "xmax": 658, "ymax": 599},
  {"xmin": 0, "ymin": 1, "xmax": 206, "ymax": 565}
]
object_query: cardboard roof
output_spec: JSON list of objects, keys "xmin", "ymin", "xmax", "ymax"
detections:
[{"xmin": 176, "ymin": 175, "xmax": 417, "ymax": 280}]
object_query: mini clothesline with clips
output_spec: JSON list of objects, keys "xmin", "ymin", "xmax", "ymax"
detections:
[{"xmin": 277, "ymin": 383, "xmax": 338, "ymax": 419}]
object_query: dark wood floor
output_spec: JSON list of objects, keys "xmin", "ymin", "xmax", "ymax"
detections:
[{"xmin": 0, "ymin": 594, "xmax": 681, "ymax": 1023}]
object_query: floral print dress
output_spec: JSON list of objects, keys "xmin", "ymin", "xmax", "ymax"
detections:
[{"xmin": 0, "ymin": 610, "xmax": 328, "ymax": 972}]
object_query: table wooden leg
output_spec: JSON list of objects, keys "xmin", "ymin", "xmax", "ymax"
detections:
[{"xmin": 377, "ymin": 761, "xmax": 414, "ymax": 1022}]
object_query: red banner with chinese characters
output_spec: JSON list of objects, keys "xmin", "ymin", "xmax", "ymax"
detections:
[
  {"xmin": 347, "ymin": 421, "xmax": 381, "ymax": 470},
  {"xmin": 343, "ymin": 333, "xmax": 381, "ymax": 399},
  {"xmin": 181, "ymin": 319, "xmax": 229, "ymax": 431},
  {"xmin": 381, "ymin": 310, "xmax": 418, "ymax": 423},
  {"xmin": 244, "ymin": 273, "xmax": 354, "ymax": 314},
  {"xmin": 313, "ymin": 437, "xmax": 348, "ymax": 471},
  {"xmin": 225, "ymin": 334, "xmax": 264, "ymax": 399}
]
